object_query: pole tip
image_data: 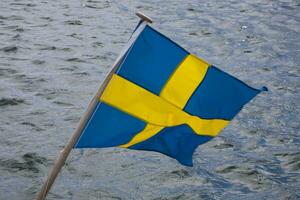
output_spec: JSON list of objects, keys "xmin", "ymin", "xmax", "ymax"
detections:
[{"xmin": 136, "ymin": 12, "xmax": 153, "ymax": 23}]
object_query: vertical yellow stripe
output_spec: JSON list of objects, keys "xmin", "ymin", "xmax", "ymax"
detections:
[
  {"xmin": 120, "ymin": 124, "xmax": 164, "ymax": 148},
  {"xmin": 120, "ymin": 55, "xmax": 211, "ymax": 147},
  {"xmin": 160, "ymin": 54, "xmax": 210, "ymax": 109}
]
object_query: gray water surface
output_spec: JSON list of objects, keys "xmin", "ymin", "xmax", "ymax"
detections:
[{"xmin": 0, "ymin": 0, "xmax": 299, "ymax": 199}]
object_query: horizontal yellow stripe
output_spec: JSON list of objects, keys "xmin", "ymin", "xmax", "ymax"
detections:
[
  {"xmin": 121, "ymin": 54, "xmax": 212, "ymax": 147},
  {"xmin": 100, "ymin": 73, "xmax": 229, "ymax": 137}
]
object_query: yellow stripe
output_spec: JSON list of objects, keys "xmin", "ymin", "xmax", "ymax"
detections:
[
  {"xmin": 160, "ymin": 54, "xmax": 210, "ymax": 108},
  {"xmin": 120, "ymin": 124, "xmax": 164, "ymax": 148},
  {"xmin": 100, "ymin": 73, "xmax": 228, "ymax": 137},
  {"xmin": 121, "ymin": 54, "xmax": 212, "ymax": 147}
]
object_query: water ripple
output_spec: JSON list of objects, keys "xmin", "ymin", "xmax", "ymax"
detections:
[{"xmin": 0, "ymin": 98, "xmax": 25, "ymax": 107}]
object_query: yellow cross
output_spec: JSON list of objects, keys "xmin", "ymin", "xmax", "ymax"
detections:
[{"xmin": 100, "ymin": 54, "xmax": 229, "ymax": 147}]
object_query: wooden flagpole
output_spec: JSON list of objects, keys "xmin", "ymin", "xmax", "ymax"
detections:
[{"xmin": 36, "ymin": 12, "xmax": 152, "ymax": 200}]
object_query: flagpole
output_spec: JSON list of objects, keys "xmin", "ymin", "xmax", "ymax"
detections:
[{"xmin": 36, "ymin": 12, "xmax": 153, "ymax": 200}]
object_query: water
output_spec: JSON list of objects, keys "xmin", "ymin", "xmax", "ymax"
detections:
[{"xmin": 0, "ymin": 0, "xmax": 299, "ymax": 199}]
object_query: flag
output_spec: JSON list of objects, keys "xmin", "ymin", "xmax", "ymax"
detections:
[{"xmin": 75, "ymin": 24, "xmax": 267, "ymax": 166}]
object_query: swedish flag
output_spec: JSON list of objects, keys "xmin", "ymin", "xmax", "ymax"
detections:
[{"xmin": 75, "ymin": 24, "xmax": 266, "ymax": 166}]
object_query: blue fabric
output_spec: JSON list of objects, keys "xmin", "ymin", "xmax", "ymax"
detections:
[
  {"xmin": 129, "ymin": 125, "xmax": 213, "ymax": 166},
  {"xmin": 117, "ymin": 25, "xmax": 188, "ymax": 95},
  {"xmin": 74, "ymin": 24, "xmax": 266, "ymax": 167},
  {"xmin": 184, "ymin": 66, "xmax": 262, "ymax": 120},
  {"xmin": 75, "ymin": 102, "xmax": 146, "ymax": 148}
]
